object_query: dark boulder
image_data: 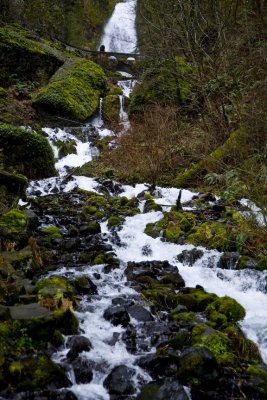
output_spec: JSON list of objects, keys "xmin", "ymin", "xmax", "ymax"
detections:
[
  {"xmin": 217, "ymin": 252, "xmax": 240, "ymax": 269},
  {"xmin": 103, "ymin": 365, "xmax": 135, "ymax": 395},
  {"xmin": 74, "ymin": 276, "xmax": 97, "ymax": 295},
  {"xmin": 177, "ymin": 248, "xmax": 204, "ymax": 266},
  {"xmin": 72, "ymin": 357, "xmax": 93, "ymax": 384},
  {"xmin": 103, "ymin": 305, "xmax": 130, "ymax": 327},
  {"xmin": 67, "ymin": 336, "xmax": 92, "ymax": 361},
  {"xmin": 136, "ymin": 354, "xmax": 179, "ymax": 379},
  {"xmin": 136, "ymin": 379, "xmax": 189, "ymax": 400},
  {"xmin": 126, "ymin": 305, "xmax": 154, "ymax": 322},
  {"xmin": 177, "ymin": 347, "xmax": 219, "ymax": 384}
]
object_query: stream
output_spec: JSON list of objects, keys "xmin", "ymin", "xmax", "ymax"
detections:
[{"xmin": 19, "ymin": 1, "xmax": 267, "ymax": 399}]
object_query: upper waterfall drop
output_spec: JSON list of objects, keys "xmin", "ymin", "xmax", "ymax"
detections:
[{"xmin": 99, "ymin": 0, "xmax": 137, "ymax": 53}]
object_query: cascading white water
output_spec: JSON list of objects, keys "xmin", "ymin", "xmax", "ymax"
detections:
[
  {"xmin": 99, "ymin": 0, "xmax": 137, "ymax": 53},
  {"xmin": 20, "ymin": 2, "xmax": 267, "ymax": 399}
]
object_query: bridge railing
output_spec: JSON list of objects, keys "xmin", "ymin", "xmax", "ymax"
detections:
[{"xmin": 54, "ymin": 39, "xmax": 145, "ymax": 60}]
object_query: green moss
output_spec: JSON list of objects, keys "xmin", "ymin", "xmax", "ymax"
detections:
[
  {"xmin": 108, "ymin": 85, "xmax": 123, "ymax": 96},
  {"xmin": 0, "ymin": 123, "xmax": 56, "ymax": 179},
  {"xmin": 144, "ymin": 199, "xmax": 162, "ymax": 212},
  {"xmin": 206, "ymin": 296, "xmax": 245, "ymax": 323},
  {"xmin": 93, "ymin": 253, "xmax": 106, "ymax": 265},
  {"xmin": 144, "ymin": 211, "xmax": 196, "ymax": 242},
  {"xmin": 169, "ymin": 311, "xmax": 197, "ymax": 323},
  {"xmin": 0, "ymin": 208, "xmax": 27, "ymax": 230},
  {"xmin": 237, "ymin": 255, "xmax": 249, "ymax": 269},
  {"xmin": 224, "ymin": 325, "xmax": 261, "ymax": 362},
  {"xmin": 129, "ymin": 57, "xmax": 192, "ymax": 113},
  {"xmin": 33, "ymin": 60, "xmax": 106, "ymax": 121},
  {"xmin": 167, "ymin": 331, "xmax": 190, "ymax": 350},
  {"xmin": 107, "ymin": 216, "xmax": 122, "ymax": 228},
  {"xmin": 173, "ymin": 128, "xmax": 247, "ymax": 187},
  {"xmin": 186, "ymin": 222, "xmax": 236, "ymax": 252},
  {"xmin": 0, "ymin": 87, "xmax": 7, "ymax": 102},
  {"xmin": 87, "ymin": 193, "xmax": 109, "ymax": 208},
  {"xmin": 174, "ymin": 289, "xmax": 217, "ymax": 312},
  {"xmin": 41, "ymin": 225, "xmax": 62, "ymax": 239},
  {"xmin": 246, "ymin": 365, "xmax": 267, "ymax": 394},
  {"xmin": 57, "ymin": 140, "xmax": 77, "ymax": 159},
  {"xmin": 87, "ymin": 221, "xmax": 101, "ymax": 234},
  {"xmin": 141, "ymin": 288, "xmax": 175, "ymax": 307},
  {"xmin": 256, "ymin": 256, "xmax": 267, "ymax": 271},
  {"xmin": 192, "ymin": 325, "xmax": 232, "ymax": 365},
  {"xmin": 103, "ymin": 94, "xmax": 120, "ymax": 122}
]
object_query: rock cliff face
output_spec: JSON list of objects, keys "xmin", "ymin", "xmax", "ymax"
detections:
[{"xmin": 0, "ymin": 0, "xmax": 118, "ymax": 48}]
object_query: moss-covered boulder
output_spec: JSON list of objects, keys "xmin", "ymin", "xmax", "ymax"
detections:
[
  {"xmin": 130, "ymin": 57, "xmax": 193, "ymax": 113},
  {"xmin": 0, "ymin": 25, "xmax": 63, "ymax": 86},
  {"xmin": 0, "ymin": 123, "xmax": 56, "ymax": 178},
  {"xmin": 173, "ymin": 128, "xmax": 248, "ymax": 187},
  {"xmin": 33, "ymin": 60, "xmax": 106, "ymax": 121},
  {"xmin": 144, "ymin": 211, "xmax": 196, "ymax": 242},
  {"xmin": 41, "ymin": 225, "xmax": 63, "ymax": 239},
  {"xmin": 0, "ymin": 208, "xmax": 29, "ymax": 248},
  {"xmin": 103, "ymin": 94, "xmax": 120, "ymax": 122},
  {"xmin": 35, "ymin": 276, "xmax": 77, "ymax": 311},
  {"xmin": 7, "ymin": 354, "xmax": 70, "ymax": 391},
  {"xmin": 206, "ymin": 295, "xmax": 246, "ymax": 324},
  {"xmin": 56, "ymin": 140, "xmax": 77, "ymax": 159}
]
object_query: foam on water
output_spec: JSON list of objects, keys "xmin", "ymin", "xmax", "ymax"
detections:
[{"xmin": 111, "ymin": 207, "xmax": 267, "ymax": 363}]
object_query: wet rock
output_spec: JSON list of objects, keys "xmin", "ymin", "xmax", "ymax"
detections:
[
  {"xmin": 74, "ymin": 276, "xmax": 97, "ymax": 295},
  {"xmin": 177, "ymin": 346, "xmax": 218, "ymax": 384},
  {"xmin": 11, "ymin": 390, "xmax": 77, "ymax": 399},
  {"xmin": 126, "ymin": 305, "xmax": 154, "ymax": 322},
  {"xmin": 72, "ymin": 357, "xmax": 93, "ymax": 384},
  {"xmin": 122, "ymin": 325, "xmax": 137, "ymax": 353},
  {"xmin": 112, "ymin": 297, "xmax": 135, "ymax": 307},
  {"xmin": 177, "ymin": 248, "xmax": 204, "ymax": 266},
  {"xmin": 103, "ymin": 365, "xmax": 135, "ymax": 395},
  {"xmin": 136, "ymin": 379, "xmax": 189, "ymax": 400},
  {"xmin": 6, "ymin": 354, "xmax": 71, "ymax": 392},
  {"xmin": 217, "ymin": 252, "xmax": 240, "ymax": 269},
  {"xmin": 0, "ymin": 305, "xmax": 10, "ymax": 320},
  {"xmin": 103, "ymin": 305, "xmax": 130, "ymax": 327},
  {"xmin": 63, "ymin": 238, "xmax": 81, "ymax": 252},
  {"xmin": 126, "ymin": 260, "xmax": 182, "ymax": 283},
  {"xmin": 136, "ymin": 354, "xmax": 179, "ymax": 379},
  {"xmin": 67, "ymin": 336, "xmax": 92, "ymax": 361},
  {"xmin": 9, "ymin": 303, "xmax": 52, "ymax": 320}
]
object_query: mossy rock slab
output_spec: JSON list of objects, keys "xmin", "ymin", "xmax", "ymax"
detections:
[
  {"xmin": 206, "ymin": 295, "xmax": 245, "ymax": 324},
  {"xmin": 8, "ymin": 303, "xmax": 52, "ymax": 320},
  {"xmin": 0, "ymin": 123, "xmax": 56, "ymax": 179},
  {"xmin": 103, "ymin": 94, "xmax": 120, "ymax": 122},
  {"xmin": 7, "ymin": 354, "xmax": 70, "ymax": 391},
  {"xmin": 33, "ymin": 60, "xmax": 106, "ymax": 121}
]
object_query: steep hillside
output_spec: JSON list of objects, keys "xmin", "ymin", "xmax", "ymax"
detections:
[
  {"xmin": 0, "ymin": 0, "xmax": 118, "ymax": 48},
  {"xmin": 96, "ymin": 0, "xmax": 266, "ymax": 214}
]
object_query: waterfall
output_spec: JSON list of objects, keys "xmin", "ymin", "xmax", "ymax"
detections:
[
  {"xmin": 99, "ymin": 0, "xmax": 137, "ymax": 53},
  {"xmin": 16, "ymin": 1, "xmax": 267, "ymax": 399}
]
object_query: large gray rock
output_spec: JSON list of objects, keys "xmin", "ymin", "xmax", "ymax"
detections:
[
  {"xmin": 67, "ymin": 336, "xmax": 92, "ymax": 361},
  {"xmin": 137, "ymin": 379, "xmax": 189, "ymax": 400},
  {"xmin": 103, "ymin": 365, "xmax": 135, "ymax": 395},
  {"xmin": 9, "ymin": 303, "xmax": 52, "ymax": 320}
]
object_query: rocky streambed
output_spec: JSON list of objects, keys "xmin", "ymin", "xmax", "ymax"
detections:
[{"xmin": 1, "ymin": 172, "xmax": 267, "ymax": 399}]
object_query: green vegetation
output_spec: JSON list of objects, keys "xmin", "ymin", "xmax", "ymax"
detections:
[
  {"xmin": 1, "ymin": 0, "xmax": 119, "ymax": 48},
  {"xmin": 0, "ymin": 123, "xmax": 56, "ymax": 178},
  {"xmin": 33, "ymin": 60, "xmax": 106, "ymax": 121},
  {"xmin": 41, "ymin": 226, "xmax": 62, "ymax": 239},
  {"xmin": 103, "ymin": 95, "xmax": 120, "ymax": 122}
]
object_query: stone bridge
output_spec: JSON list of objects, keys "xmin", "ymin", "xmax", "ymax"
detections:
[{"xmin": 57, "ymin": 40, "xmax": 144, "ymax": 60}]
